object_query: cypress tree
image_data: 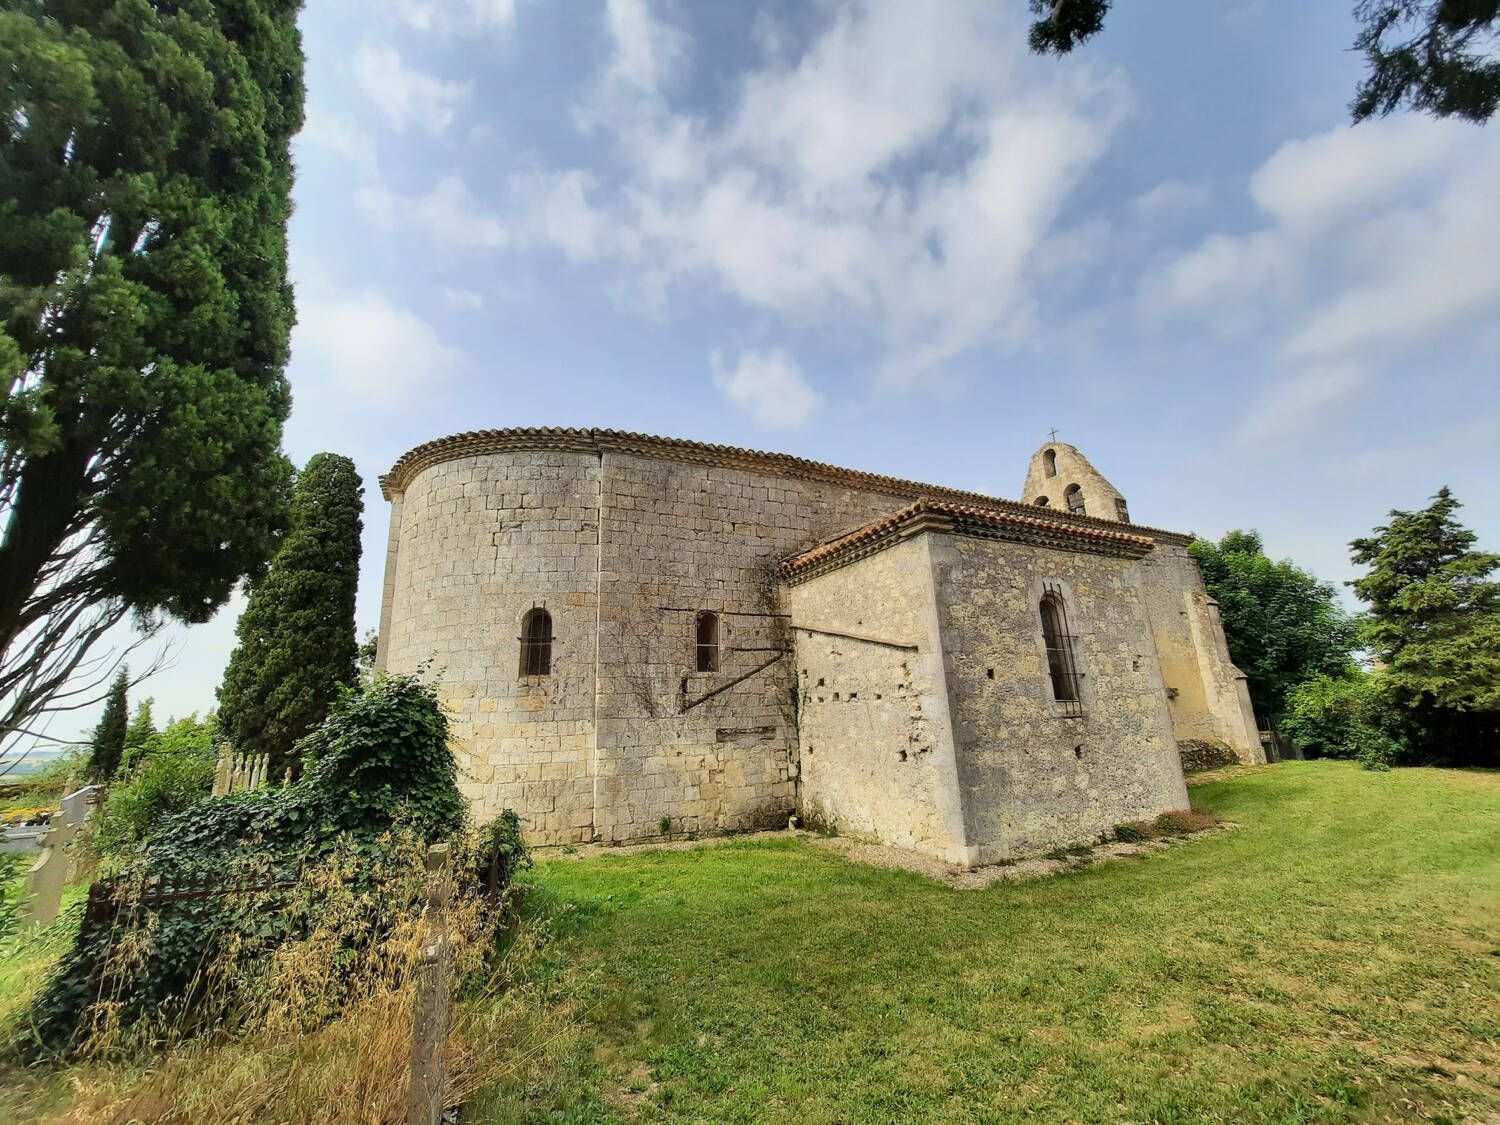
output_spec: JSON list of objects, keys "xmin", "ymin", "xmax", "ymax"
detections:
[
  {"xmin": 0, "ymin": 0, "xmax": 303, "ymax": 749},
  {"xmin": 88, "ymin": 669, "xmax": 128, "ymax": 783},
  {"xmin": 1349, "ymin": 487, "xmax": 1500, "ymax": 764},
  {"xmin": 217, "ymin": 453, "xmax": 363, "ymax": 774},
  {"xmin": 120, "ymin": 696, "xmax": 156, "ymax": 772}
]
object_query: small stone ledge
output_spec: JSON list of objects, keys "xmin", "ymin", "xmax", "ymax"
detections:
[{"xmin": 1178, "ymin": 740, "xmax": 1242, "ymax": 774}]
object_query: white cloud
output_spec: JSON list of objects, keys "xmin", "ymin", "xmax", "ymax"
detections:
[
  {"xmin": 439, "ymin": 286, "xmax": 486, "ymax": 311},
  {"xmin": 546, "ymin": 0, "xmax": 1127, "ymax": 383},
  {"xmin": 1129, "ymin": 178, "xmax": 1209, "ymax": 220},
  {"xmin": 1248, "ymin": 117, "xmax": 1461, "ymax": 230},
  {"xmin": 1143, "ymin": 230, "xmax": 1290, "ymax": 313},
  {"xmin": 600, "ymin": 0, "xmax": 686, "ymax": 92},
  {"xmin": 711, "ymin": 348, "xmax": 822, "ymax": 427},
  {"xmin": 357, "ymin": 174, "xmax": 508, "ymax": 250},
  {"xmin": 396, "ymin": 0, "xmax": 517, "ymax": 38},
  {"xmin": 727, "ymin": 2, "xmax": 995, "ymax": 188},
  {"xmin": 512, "ymin": 170, "xmax": 621, "ymax": 260},
  {"xmin": 1142, "ymin": 115, "xmax": 1500, "ymax": 390},
  {"xmin": 353, "ymin": 42, "xmax": 471, "ymax": 134},
  {"xmin": 1282, "ymin": 167, "xmax": 1500, "ymax": 360},
  {"xmin": 1235, "ymin": 363, "xmax": 1370, "ymax": 446},
  {"xmin": 294, "ymin": 292, "xmax": 464, "ymax": 404},
  {"xmin": 296, "ymin": 108, "xmax": 378, "ymax": 179}
]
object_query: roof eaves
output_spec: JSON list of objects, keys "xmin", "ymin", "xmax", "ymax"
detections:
[
  {"xmin": 379, "ymin": 426, "xmax": 1193, "ymax": 544},
  {"xmin": 779, "ymin": 499, "xmax": 1157, "ymax": 585}
]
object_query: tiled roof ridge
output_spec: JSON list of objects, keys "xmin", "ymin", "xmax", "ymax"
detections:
[
  {"xmin": 379, "ymin": 427, "xmax": 1191, "ymax": 543},
  {"xmin": 778, "ymin": 498, "xmax": 1157, "ymax": 583}
]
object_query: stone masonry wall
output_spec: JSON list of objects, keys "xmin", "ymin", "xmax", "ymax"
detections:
[
  {"xmin": 932, "ymin": 535, "xmax": 1190, "ymax": 861},
  {"xmin": 1135, "ymin": 545, "xmax": 1264, "ymax": 763},
  {"xmin": 379, "ymin": 435, "xmax": 1256, "ymax": 849},
  {"xmin": 588, "ymin": 452, "xmax": 921, "ymax": 843},
  {"xmin": 384, "ymin": 448, "xmax": 922, "ymax": 846},
  {"xmin": 380, "ymin": 452, "xmax": 602, "ymax": 839},
  {"xmin": 783, "ymin": 536, "xmax": 971, "ymax": 863}
]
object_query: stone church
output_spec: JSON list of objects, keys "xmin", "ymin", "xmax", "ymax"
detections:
[{"xmin": 376, "ymin": 429, "xmax": 1261, "ymax": 865}]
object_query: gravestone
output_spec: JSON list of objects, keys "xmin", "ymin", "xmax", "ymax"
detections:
[{"xmin": 20, "ymin": 785, "xmax": 97, "ymax": 929}]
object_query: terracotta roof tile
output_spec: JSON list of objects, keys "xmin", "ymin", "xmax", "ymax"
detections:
[{"xmin": 779, "ymin": 498, "xmax": 1157, "ymax": 581}]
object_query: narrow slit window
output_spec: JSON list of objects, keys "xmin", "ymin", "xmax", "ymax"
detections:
[
  {"xmin": 1040, "ymin": 589, "xmax": 1083, "ymax": 714},
  {"xmin": 696, "ymin": 611, "xmax": 720, "ymax": 673},
  {"xmin": 519, "ymin": 608, "xmax": 552, "ymax": 676}
]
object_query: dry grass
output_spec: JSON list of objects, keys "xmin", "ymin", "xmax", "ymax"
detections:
[
  {"xmin": 2, "ymin": 834, "xmax": 582, "ymax": 1125},
  {"xmin": 34, "ymin": 920, "xmax": 571, "ymax": 1125},
  {"xmin": 1115, "ymin": 806, "xmax": 1219, "ymax": 841}
]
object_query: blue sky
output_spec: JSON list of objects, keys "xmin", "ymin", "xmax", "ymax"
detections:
[{"xmin": 50, "ymin": 0, "xmax": 1500, "ymax": 744}]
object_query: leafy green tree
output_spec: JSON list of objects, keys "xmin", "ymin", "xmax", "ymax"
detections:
[
  {"xmin": 90, "ymin": 714, "xmax": 217, "ymax": 858},
  {"xmin": 87, "ymin": 668, "xmax": 128, "ymax": 783},
  {"xmin": 120, "ymin": 696, "xmax": 156, "ymax": 772},
  {"xmin": 1027, "ymin": 0, "xmax": 1500, "ymax": 122},
  {"xmin": 216, "ymin": 454, "xmax": 364, "ymax": 775},
  {"xmin": 1349, "ymin": 487, "xmax": 1499, "ymax": 763},
  {"xmin": 0, "ymin": 0, "xmax": 303, "ymax": 762},
  {"xmin": 1281, "ymin": 670, "xmax": 1403, "ymax": 768},
  {"xmin": 357, "ymin": 628, "xmax": 379, "ymax": 676},
  {"xmin": 1188, "ymin": 531, "xmax": 1358, "ymax": 724}
]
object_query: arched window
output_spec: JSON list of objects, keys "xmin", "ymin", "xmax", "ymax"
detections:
[
  {"xmin": 1064, "ymin": 484, "xmax": 1085, "ymax": 515},
  {"xmin": 1043, "ymin": 449, "xmax": 1058, "ymax": 478},
  {"xmin": 696, "ymin": 611, "xmax": 720, "ymax": 673},
  {"xmin": 519, "ymin": 608, "xmax": 552, "ymax": 676},
  {"xmin": 1034, "ymin": 496, "xmax": 1050, "ymax": 507},
  {"xmin": 1040, "ymin": 590, "xmax": 1082, "ymax": 710}
]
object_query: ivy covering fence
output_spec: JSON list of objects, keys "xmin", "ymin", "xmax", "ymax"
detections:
[{"xmin": 18, "ymin": 674, "xmax": 526, "ymax": 1058}]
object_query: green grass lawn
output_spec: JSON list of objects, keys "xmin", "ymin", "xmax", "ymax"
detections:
[{"xmin": 474, "ymin": 761, "xmax": 1500, "ymax": 1125}]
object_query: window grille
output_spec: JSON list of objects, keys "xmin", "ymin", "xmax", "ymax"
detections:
[
  {"xmin": 1040, "ymin": 584, "xmax": 1083, "ymax": 715},
  {"xmin": 519, "ymin": 607, "xmax": 553, "ymax": 676},
  {"xmin": 1064, "ymin": 484, "xmax": 1086, "ymax": 516},
  {"xmin": 696, "ymin": 611, "xmax": 720, "ymax": 673}
]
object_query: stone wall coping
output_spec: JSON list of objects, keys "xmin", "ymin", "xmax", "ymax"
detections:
[
  {"xmin": 380, "ymin": 427, "xmax": 1193, "ymax": 544},
  {"xmin": 779, "ymin": 498, "xmax": 1158, "ymax": 585}
]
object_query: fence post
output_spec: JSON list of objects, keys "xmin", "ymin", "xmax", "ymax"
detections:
[{"xmin": 407, "ymin": 843, "xmax": 452, "ymax": 1125}]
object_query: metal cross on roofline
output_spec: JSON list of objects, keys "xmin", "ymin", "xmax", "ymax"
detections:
[{"xmin": 1048, "ymin": 427, "xmax": 1060, "ymax": 441}]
